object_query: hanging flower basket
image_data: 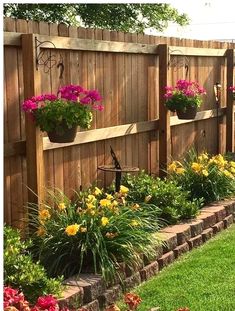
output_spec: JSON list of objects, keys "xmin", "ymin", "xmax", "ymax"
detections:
[
  {"xmin": 164, "ymin": 80, "xmax": 206, "ymax": 119},
  {"xmin": 176, "ymin": 105, "xmax": 197, "ymax": 120},
  {"xmin": 21, "ymin": 84, "xmax": 104, "ymax": 144},
  {"xmin": 47, "ymin": 121, "xmax": 78, "ymax": 143}
]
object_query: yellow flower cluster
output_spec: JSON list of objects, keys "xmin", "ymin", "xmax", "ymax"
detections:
[
  {"xmin": 101, "ymin": 216, "xmax": 109, "ymax": 226},
  {"xmin": 119, "ymin": 185, "xmax": 129, "ymax": 195},
  {"xmin": 191, "ymin": 162, "xmax": 209, "ymax": 176},
  {"xmin": 58, "ymin": 202, "xmax": 66, "ymax": 211},
  {"xmin": 167, "ymin": 161, "xmax": 185, "ymax": 174},
  {"xmin": 209, "ymin": 154, "xmax": 227, "ymax": 167},
  {"xmin": 37, "ymin": 185, "xmax": 135, "ymax": 239},
  {"xmin": 65, "ymin": 223, "xmax": 88, "ymax": 236},
  {"xmin": 209, "ymin": 154, "xmax": 235, "ymax": 179},
  {"xmin": 37, "ymin": 226, "xmax": 46, "ymax": 237},
  {"xmin": 168, "ymin": 153, "xmax": 235, "ymax": 179},
  {"xmin": 38, "ymin": 209, "xmax": 51, "ymax": 224},
  {"xmin": 130, "ymin": 220, "xmax": 140, "ymax": 227}
]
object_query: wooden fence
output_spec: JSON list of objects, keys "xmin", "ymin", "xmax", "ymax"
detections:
[{"xmin": 4, "ymin": 18, "xmax": 235, "ymax": 227}]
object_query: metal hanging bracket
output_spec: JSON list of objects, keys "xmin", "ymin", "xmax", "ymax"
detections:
[{"xmin": 35, "ymin": 36, "xmax": 64, "ymax": 77}]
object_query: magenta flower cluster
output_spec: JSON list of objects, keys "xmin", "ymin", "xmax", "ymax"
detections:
[
  {"xmin": 22, "ymin": 84, "xmax": 104, "ymax": 113},
  {"xmin": 164, "ymin": 79, "xmax": 206, "ymax": 99},
  {"xmin": 229, "ymin": 86, "xmax": 235, "ymax": 91},
  {"xmin": 4, "ymin": 286, "xmax": 69, "ymax": 311}
]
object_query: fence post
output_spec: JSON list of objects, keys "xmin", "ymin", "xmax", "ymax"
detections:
[
  {"xmin": 157, "ymin": 44, "xmax": 171, "ymax": 176},
  {"xmin": 22, "ymin": 34, "xmax": 44, "ymax": 207},
  {"xmin": 226, "ymin": 49, "xmax": 234, "ymax": 153}
]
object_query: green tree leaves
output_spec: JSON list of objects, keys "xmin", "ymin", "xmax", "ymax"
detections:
[{"xmin": 4, "ymin": 3, "xmax": 189, "ymax": 33}]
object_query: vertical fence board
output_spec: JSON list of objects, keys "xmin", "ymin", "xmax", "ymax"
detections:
[
  {"xmin": 4, "ymin": 19, "xmax": 25, "ymax": 227},
  {"xmin": 124, "ymin": 33, "xmax": 133, "ymax": 168},
  {"xmin": 158, "ymin": 44, "xmax": 170, "ymax": 175},
  {"xmin": 226, "ymin": 49, "xmax": 234, "ymax": 152},
  {"xmin": 22, "ymin": 34, "xmax": 44, "ymax": 211},
  {"xmin": 95, "ymin": 28, "xmax": 105, "ymax": 188}
]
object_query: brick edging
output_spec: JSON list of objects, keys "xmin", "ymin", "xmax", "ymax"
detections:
[{"xmin": 58, "ymin": 199, "xmax": 235, "ymax": 311}]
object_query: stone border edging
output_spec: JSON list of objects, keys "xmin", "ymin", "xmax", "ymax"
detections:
[{"xmin": 58, "ymin": 199, "xmax": 235, "ymax": 311}]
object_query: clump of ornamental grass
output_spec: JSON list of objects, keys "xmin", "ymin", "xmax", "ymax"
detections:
[
  {"xmin": 28, "ymin": 186, "xmax": 161, "ymax": 283},
  {"xmin": 167, "ymin": 149, "xmax": 235, "ymax": 204}
]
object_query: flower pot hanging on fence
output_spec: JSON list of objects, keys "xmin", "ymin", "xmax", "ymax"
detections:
[
  {"xmin": 47, "ymin": 121, "xmax": 78, "ymax": 143},
  {"xmin": 21, "ymin": 84, "xmax": 104, "ymax": 144},
  {"xmin": 176, "ymin": 105, "xmax": 197, "ymax": 120}
]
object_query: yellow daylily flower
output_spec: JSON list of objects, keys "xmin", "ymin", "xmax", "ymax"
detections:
[
  {"xmin": 176, "ymin": 167, "xmax": 185, "ymax": 174},
  {"xmin": 36, "ymin": 226, "xmax": 46, "ymax": 237},
  {"xmin": 230, "ymin": 167, "xmax": 235, "ymax": 174},
  {"xmin": 131, "ymin": 203, "xmax": 140, "ymax": 210},
  {"xmin": 101, "ymin": 216, "xmax": 109, "ymax": 226},
  {"xmin": 167, "ymin": 161, "xmax": 177, "ymax": 172},
  {"xmin": 89, "ymin": 210, "xmax": 96, "ymax": 216},
  {"xmin": 198, "ymin": 153, "xmax": 208, "ymax": 162},
  {"xmin": 86, "ymin": 202, "xmax": 95, "ymax": 209},
  {"xmin": 202, "ymin": 169, "xmax": 209, "ymax": 177},
  {"xmin": 230, "ymin": 161, "xmax": 235, "ymax": 168},
  {"xmin": 130, "ymin": 220, "xmax": 139, "ymax": 227},
  {"xmin": 86, "ymin": 194, "xmax": 96, "ymax": 203},
  {"xmin": 38, "ymin": 209, "xmax": 51, "ymax": 222},
  {"xmin": 99, "ymin": 199, "xmax": 111, "ymax": 207},
  {"xmin": 119, "ymin": 185, "xmax": 129, "ymax": 195},
  {"xmin": 58, "ymin": 202, "xmax": 66, "ymax": 211},
  {"xmin": 106, "ymin": 193, "xmax": 113, "ymax": 200},
  {"xmin": 65, "ymin": 224, "xmax": 80, "ymax": 236},
  {"xmin": 94, "ymin": 187, "xmax": 102, "ymax": 196},
  {"xmin": 223, "ymin": 170, "xmax": 234, "ymax": 179},
  {"xmin": 111, "ymin": 200, "xmax": 118, "ymax": 207},
  {"xmin": 191, "ymin": 162, "xmax": 203, "ymax": 173}
]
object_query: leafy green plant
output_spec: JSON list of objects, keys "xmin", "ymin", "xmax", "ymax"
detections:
[
  {"xmin": 122, "ymin": 171, "xmax": 200, "ymax": 224},
  {"xmin": 29, "ymin": 186, "xmax": 161, "ymax": 283},
  {"xmin": 167, "ymin": 150, "xmax": 235, "ymax": 204},
  {"xmin": 4, "ymin": 226, "xmax": 63, "ymax": 304}
]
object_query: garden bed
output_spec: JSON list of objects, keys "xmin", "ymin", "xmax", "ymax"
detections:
[{"xmin": 58, "ymin": 199, "xmax": 235, "ymax": 311}]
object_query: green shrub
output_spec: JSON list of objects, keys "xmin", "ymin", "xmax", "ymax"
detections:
[
  {"xmin": 167, "ymin": 150, "xmax": 235, "ymax": 204},
  {"xmin": 29, "ymin": 187, "xmax": 161, "ymax": 283},
  {"xmin": 4, "ymin": 226, "xmax": 63, "ymax": 303},
  {"xmin": 122, "ymin": 171, "xmax": 201, "ymax": 224}
]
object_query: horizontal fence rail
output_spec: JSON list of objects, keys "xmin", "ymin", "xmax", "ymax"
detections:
[{"xmin": 4, "ymin": 108, "xmax": 227, "ymax": 157}]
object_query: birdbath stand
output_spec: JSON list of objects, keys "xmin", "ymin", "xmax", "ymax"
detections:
[{"xmin": 98, "ymin": 146, "xmax": 139, "ymax": 192}]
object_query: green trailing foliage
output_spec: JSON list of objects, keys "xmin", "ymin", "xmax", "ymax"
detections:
[
  {"xmin": 4, "ymin": 226, "xmax": 63, "ymax": 304},
  {"xmin": 122, "ymin": 171, "xmax": 201, "ymax": 225}
]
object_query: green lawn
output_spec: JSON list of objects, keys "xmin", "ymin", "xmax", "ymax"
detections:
[{"xmin": 118, "ymin": 224, "xmax": 235, "ymax": 311}]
